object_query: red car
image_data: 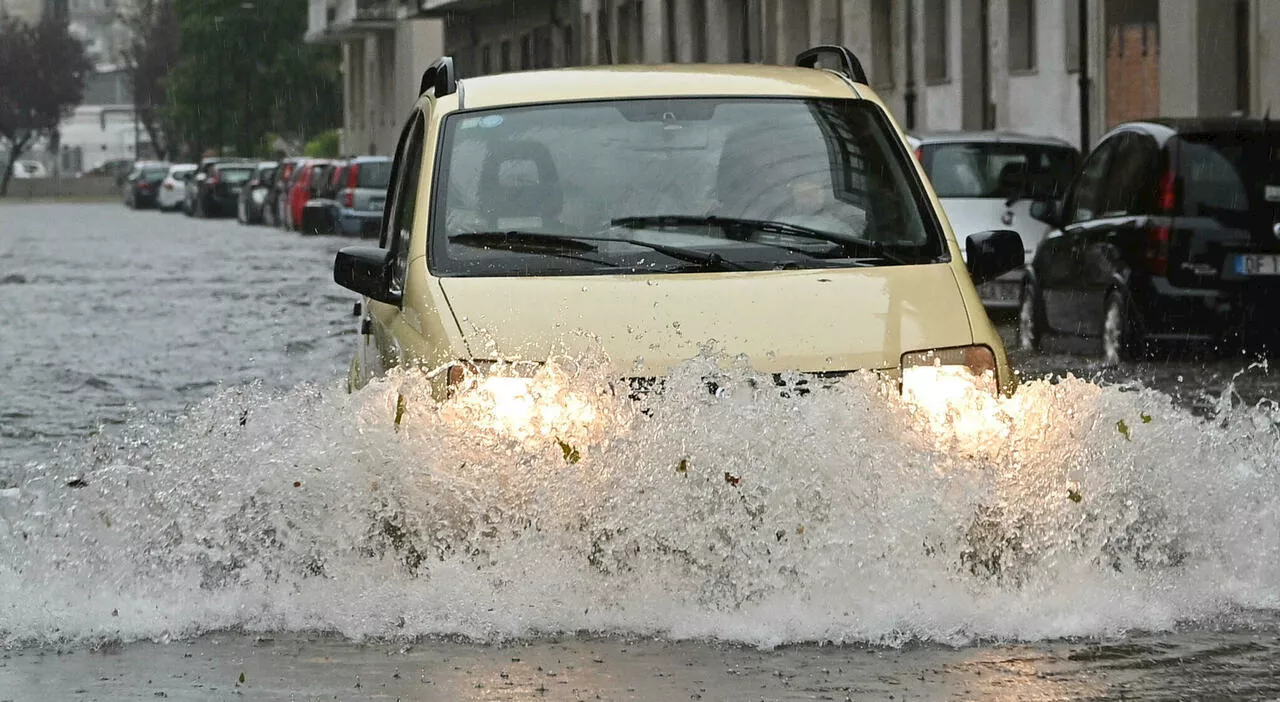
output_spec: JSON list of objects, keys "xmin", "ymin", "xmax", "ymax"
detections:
[{"xmin": 285, "ymin": 159, "xmax": 332, "ymax": 230}]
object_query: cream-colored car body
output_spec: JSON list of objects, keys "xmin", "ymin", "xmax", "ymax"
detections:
[{"xmin": 349, "ymin": 64, "xmax": 1015, "ymax": 395}]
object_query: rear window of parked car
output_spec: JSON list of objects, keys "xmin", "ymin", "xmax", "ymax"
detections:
[
  {"xmin": 357, "ymin": 161, "xmax": 392, "ymax": 190},
  {"xmin": 219, "ymin": 168, "xmax": 255, "ymax": 185},
  {"xmin": 1175, "ymin": 132, "xmax": 1280, "ymax": 217},
  {"xmin": 920, "ymin": 142, "xmax": 1078, "ymax": 200}
]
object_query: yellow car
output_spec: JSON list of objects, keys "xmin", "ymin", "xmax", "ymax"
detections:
[{"xmin": 333, "ymin": 47, "xmax": 1023, "ymax": 416}]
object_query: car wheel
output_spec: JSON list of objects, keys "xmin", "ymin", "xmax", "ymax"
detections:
[
  {"xmin": 1017, "ymin": 280, "xmax": 1045, "ymax": 352},
  {"xmin": 1102, "ymin": 290, "xmax": 1142, "ymax": 365}
]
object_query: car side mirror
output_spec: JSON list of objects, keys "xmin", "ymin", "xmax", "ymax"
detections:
[
  {"xmin": 966, "ymin": 229, "xmax": 1024, "ymax": 286},
  {"xmin": 1029, "ymin": 199, "xmax": 1061, "ymax": 226},
  {"xmin": 334, "ymin": 246, "xmax": 401, "ymax": 306}
]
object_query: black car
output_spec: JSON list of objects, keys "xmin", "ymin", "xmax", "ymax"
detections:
[
  {"xmin": 123, "ymin": 161, "xmax": 171, "ymax": 209},
  {"xmin": 184, "ymin": 157, "xmax": 241, "ymax": 216},
  {"xmin": 235, "ymin": 161, "xmax": 279, "ymax": 225},
  {"xmin": 1020, "ymin": 118, "xmax": 1280, "ymax": 361},
  {"xmin": 192, "ymin": 162, "xmax": 257, "ymax": 218}
]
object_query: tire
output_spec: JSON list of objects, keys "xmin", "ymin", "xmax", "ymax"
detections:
[
  {"xmin": 1018, "ymin": 280, "xmax": 1046, "ymax": 352},
  {"xmin": 1102, "ymin": 290, "xmax": 1143, "ymax": 365}
]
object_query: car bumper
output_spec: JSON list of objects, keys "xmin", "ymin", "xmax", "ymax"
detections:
[
  {"xmin": 337, "ymin": 210, "xmax": 383, "ymax": 238},
  {"xmin": 1132, "ymin": 277, "xmax": 1280, "ymax": 344}
]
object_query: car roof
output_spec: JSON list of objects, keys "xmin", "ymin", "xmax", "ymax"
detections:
[
  {"xmin": 450, "ymin": 64, "xmax": 861, "ymax": 110},
  {"xmin": 906, "ymin": 130, "xmax": 1077, "ymax": 148},
  {"xmin": 1105, "ymin": 117, "xmax": 1277, "ymax": 144}
]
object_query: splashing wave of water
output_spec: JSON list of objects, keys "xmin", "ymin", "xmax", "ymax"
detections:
[{"xmin": 2, "ymin": 355, "xmax": 1279, "ymax": 649}]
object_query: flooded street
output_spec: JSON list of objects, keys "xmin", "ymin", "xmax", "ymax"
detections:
[{"xmin": 4, "ymin": 203, "xmax": 1280, "ymax": 700}]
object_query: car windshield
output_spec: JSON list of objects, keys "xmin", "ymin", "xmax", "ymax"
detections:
[
  {"xmin": 431, "ymin": 98, "xmax": 944, "ymax": 276},
  {"xmin": 920, "ymin": 141, "xmax": 1078, "ymax": 200},
  {"xmin": 357, "ymin": 160, "xmax": 392, "ymax": 189},
  {"xmin": 219, "ymin": 168, "xmax": 254, "ymax": 185}
]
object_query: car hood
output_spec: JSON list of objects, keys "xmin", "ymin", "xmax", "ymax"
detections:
[{"xmin": 436, "ymin": 265, "xmax": 975, "ymax": 376}]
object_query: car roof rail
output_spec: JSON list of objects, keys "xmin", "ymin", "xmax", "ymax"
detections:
[
  {"xmin": 420, "ymin": 56, "xmax": 458, "ymax": 98},
  {"xmin": 795, "ymin": 45, "xmax": 868, "ymax": 85}
]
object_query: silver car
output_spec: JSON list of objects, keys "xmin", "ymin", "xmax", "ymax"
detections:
[{"xmin": 907, "ymin": 131, "xmax": 1080, "ymax": 309}]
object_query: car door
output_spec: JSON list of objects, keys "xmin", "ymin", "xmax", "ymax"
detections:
[
  {"xmin": 1042, "ymin": 138, "xmax": 1117, "ymax": 334},
  {"xmin": 358, "ymin": 110, "xmax": 427, "ymax": 384},
  {"xmin": 1076, "ymin": 131, "xmax": 1159, "ymax": 337}
]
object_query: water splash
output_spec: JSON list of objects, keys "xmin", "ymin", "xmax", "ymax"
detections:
[{"xmin": 2, "ymin": 355, "xmax": 1280, "ymax": 650}]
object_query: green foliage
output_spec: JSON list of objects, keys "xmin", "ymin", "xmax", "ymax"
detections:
[
  {"xmin": 165, "ymin": 0, "xmax": 341, "ymax": 160},
  {"xmin": 0, "ymin": 14, "xmax": 92, "ymax": 195},
  {"xmin": 304, "ymin": 129, "xmax": 341, "ymax": 158}
]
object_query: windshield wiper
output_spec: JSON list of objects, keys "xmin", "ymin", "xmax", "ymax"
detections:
[
  {"xmin": 450, "ymin": 231, "xmax": 748, "ymax": 271},
  {"xmin": 611, "ymin": 215, "xmax": 915, "ymax": 266}
]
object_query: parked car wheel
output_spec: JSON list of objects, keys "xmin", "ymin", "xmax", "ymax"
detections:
[
  {"xmin": 1017, "ymin": 280, "xmax": 1045, "ymax": 352},
  {"xmin": 1102, "ymin": 290, "xmax": 1143, "ymax": 365}
]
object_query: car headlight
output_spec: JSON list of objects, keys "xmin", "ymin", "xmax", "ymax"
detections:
[
  {"xmin": 899, "ymin": 345, "xmax": 999, "ymax": 406},
  {"xmin": 442, "ymin": 359, "xmax": 598, "ymax": 440}
]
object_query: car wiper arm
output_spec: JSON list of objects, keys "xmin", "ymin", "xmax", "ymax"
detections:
[
  {"xmin": 611, "ymin": 215, "xmax": 913, "ymax": 265},
  {"xmin": 450, "ymin": 230, "xmax": 748, "ymax": 271}
]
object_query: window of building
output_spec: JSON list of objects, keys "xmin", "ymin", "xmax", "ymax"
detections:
[
  {"xmin": 665, "ymin": 0, "xmax": 679, "ymax": 61},
  {"xmin": 1008, "ymin": 0, "xmax": 1036, "ymax": 71},
  {"xmin": 520, "ymin": 34, "xmax": 532, "ymax": 69},
  {"xmin": 481, "ymin": 44, "xmax": 493, "ymax": 74},
  {"xmin": 820, "ymin": 0, "xmax": 844, "ymax": 45},
  {"xmin": 500, "ymin": 40, "xmax": 512, "ymax": 72},
  {"xmin": 533, "ymin": 26, "xmax": 553, "ymax": 68},
  {"xmin": 1065, "ymin": 0, "xmax": 1080, "ymax": 72},
  {"xmin": 923, "ymin": 0, "xmax": 948, "ymax": 83},
  {"xmin": 618, "ymin": 1, "xmax": 643, "ymax": 63},
  {"xmin": 870, "ymin": 0, "xmax": 893, "ymax": 87},
  {"xmin": 597, "ymin": 9, "xmax": 612, "ymax": 63},
  {"xmin": 691, "ymin": 0, "xmax": 708, "ymax": 62},
  {"xmin": 563, "ymin": 24, "xmax": 576, "ymax": 66}
]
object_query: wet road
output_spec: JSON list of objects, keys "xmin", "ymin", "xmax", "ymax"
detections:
[
  {"xmin": 3, "ymin": 203, "xmax": 1280, "ymax": 700},
  {"xmin": 0, "ymin": 203, "xmax": 354, "ymax": 477}
]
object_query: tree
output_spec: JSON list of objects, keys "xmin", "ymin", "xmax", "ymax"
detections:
[
  {"xmin": 119, "ymin": 0, "xmax": 180, "ymax": 160},
  {"xmin": 165, "ymin": 0, "xmax": 341, "ymax": 160},
  {"xmin": 0, "ymin": 14, "xmax": 92, "ymax": 195}
]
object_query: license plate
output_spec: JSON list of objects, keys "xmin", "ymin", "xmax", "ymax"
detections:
[
  {"xmin": 978, "ymin": 280, "xmax": 1021, "ymax": 301},
  {"xmin": 1265, "ymin": 185, "xmax": 1280, "ymax": 203},
  {"xmin": 1234, "ymin": 254, "xmax": 1280, "ymax": 275}
]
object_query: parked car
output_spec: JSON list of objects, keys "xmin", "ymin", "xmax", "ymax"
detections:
[
  {"xmin": 157, "ymin": 163, "xmax": 198, "ymax": 212},
  {"xmin": 1019, "ymin": 117, "xmax": 1280, "ymax": 362},
  {"xmin": 81, "ymin": 158, "xmax": 134, "ymax": 185},
  {"xmin": 283, "ymin": 158, "xmax": 332, "ymax": 231},
  {"xmin": 236, "ymin": 161, "xmax": 279, "ymax": 224},
  {"xmin": 263, "ymin": 157, "xmax": 304, "ymax": 227},
  {"xmin": 907, "ymin": 132, "xmax": 1079, "ymax": 310},
  {"xmin": 191, "ymin": 161, "xmax": 257, "ymax": 218},
  {"xmin": 334, "ymin": 155, "xmax": 392, "ymax": 237},
  {"xmin": 123, "ymin": 161, "xmax": 171, "ymax": 209},
  {"xmin": 332, "ymin": 53, "xmax": 1025, "ymax": 408},
  {"xmin": 10, "ymin": 160, "xmax": 49, "ymax": 179},
  {"xmin": 301, "ymin": 160, "xmax": 348, "ymax": 235}
]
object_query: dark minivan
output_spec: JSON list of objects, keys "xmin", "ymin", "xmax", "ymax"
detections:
[{"xmin": 1020, "ymin": 118, "xmax": 1280, "ymax": 361}]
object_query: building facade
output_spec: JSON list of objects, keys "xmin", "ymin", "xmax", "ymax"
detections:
[
  {"xmin": 405, "ymin": 0, "xmax": 1277, "ymax": 153},
  {"xmin": 306, "ymin": 0, "xmax": 445, "ymax": 156}
]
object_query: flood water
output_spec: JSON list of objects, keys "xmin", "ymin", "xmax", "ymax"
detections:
[{"xmin": 3, "ymin": 203, "xmax": 1280, "ymax": 700}]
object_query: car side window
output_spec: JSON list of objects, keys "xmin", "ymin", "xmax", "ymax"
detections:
[
  {"xmin": 385, "ymin": 112, "xmax": 427, "ymax": 297},
  {"xmin": 1064, "ymin": 139, "xmax": 1116, "ymax": 224},
  {"xmin": 1098, "ymin": 133, "xmax": 1158, "ymax": 217}
]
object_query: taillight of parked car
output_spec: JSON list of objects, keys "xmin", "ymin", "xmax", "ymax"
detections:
[
  {"xmin": 1144, "ymin": 169, "xmax": 1177, "ymax": 276},
  {"xmin": 344, "ymin": 164, "xmax": 359, "ymax": 207}
]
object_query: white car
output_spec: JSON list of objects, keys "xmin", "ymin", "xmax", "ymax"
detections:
[
  {"xmin": 157, "ymin": 163, "xmax": 197, "ymax": 212},
  {"xmin": 907, "ymin": 132, "xmax": 1080, "ymax": 309},
  {"xmin": 10, "ymin": 160, "xmax": 49, "ymax": 179}
]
